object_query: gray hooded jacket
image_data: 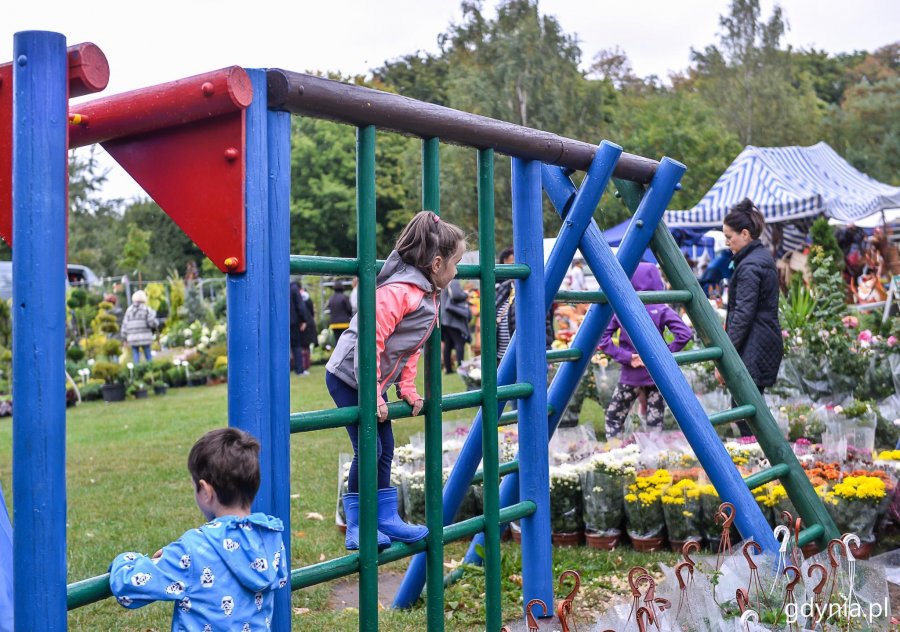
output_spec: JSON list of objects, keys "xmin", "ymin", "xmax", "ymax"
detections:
[{"xmin": 326, "ymin": 250, "xmax": 438, "ymax": 395}]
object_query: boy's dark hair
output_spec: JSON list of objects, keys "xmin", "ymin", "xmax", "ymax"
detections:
[
  {"xmin": 498, "ymin": 246, "xmax": 515, "ymax": 264},
  {"xmin": 395, "ymin": 211, "xmax": 466, "ymax": 284},
  {"xmin": 723, "ymin": 198, "xmax": 766, "ymax": 240},
  {"xmin": 188, "ymin": 428, "xmax": 261, "ymax": 508}
]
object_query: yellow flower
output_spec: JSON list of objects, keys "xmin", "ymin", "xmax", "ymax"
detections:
[{"xmin": 625, "ymin": 493, "xmax": 638, "ymax": 503}]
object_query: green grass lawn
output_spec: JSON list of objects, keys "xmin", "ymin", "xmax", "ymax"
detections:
[{"xmin": 0, "ymin": 362, "xmax": 674, "ymax": 631}]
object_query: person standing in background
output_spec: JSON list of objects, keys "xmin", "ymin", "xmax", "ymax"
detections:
[
  {"xmin": 290, "ymin": 279, "xmax": 311, "ymax": 375},
  {"xmin": 566, "ymin": 256, "xmax": 587, "ymax": 291},
  {"xmin": 717, "ymin": 198, "xmax": 783, "ymax": 437},
  {"xmin": 298, "ymin": 281, "xmax": 316, "ymax": 373},
  {"xmin": 327, "ymin": 281, "xmax": 353, "ymax": 346},
  {"xmin": 440, "ymin": 278, "xmax": 471, "ymax": 374}
]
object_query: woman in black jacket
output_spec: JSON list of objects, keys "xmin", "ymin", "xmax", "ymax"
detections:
[{"xmin": 719, "ymin": 199, "xmax": 783, "ymax": 436}]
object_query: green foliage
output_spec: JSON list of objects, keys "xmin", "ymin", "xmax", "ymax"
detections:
[
  {"xmin": 809, "ymin": 217, "xmax": 843, "ymax": 273},
  {"xmin": 181, "ymin": 283, "xmax": 213, "ymax": 326},
  {"xmin": 102, "ymin": 339, "xmax": 122, "ymax": 360},
  {"xmin": 779, "ymin": 277, "xmax": 816, "ymax": 332},
  {"xmin": 91, "ymin": 361, "xmax": 125, "ymax": 384},
  {"xmin": 121, "ymin": 200, "xmax": 205, "ymax": 281},
  {"xmin": 824, "ymin": 76, "xmax": 900, "ymax": 186},
  {"xmin": 67, "ymin": 344, "xmax": 86, "ymax": 363},
  {"xmin": 118, "ymin": 224, "xmax": 151, "ymax": 277},
  {"xmin": 90, "ymin": 302, "xmax": 119, "ymax": 336},
  {"xmin": 167, "ymin": 269, "xmax": 185, "ymax": 317},
  {"xmin": 689, "ymin": 0, "xmax": 822, "ymax": 146},
  {"xmin": 144, "ymin": 282, "xmax": 165, "ymax": 312},
  {"xmin": 67, "ymin": 288, "xmax": 88, "ymax": 309},
  {"xmin": 0, "ymin": 299, "xmax": 10, "ymax": 349}
]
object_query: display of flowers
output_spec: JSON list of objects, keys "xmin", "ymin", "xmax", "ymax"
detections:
[
  {"xmin": 549, "ymin": 464, "xmax": 583, "ymax": 534},
  {"xmin": 724, "ymin": 440, "xmax": 769, "ymax": 470},
  {"xmin": 401, "ymin": 470, "xmax": 427, "ymax": 525},
  {"xmin": 624, "ymin": 469, "xmax": 672, "ymax": 539},
  {"xmin": 875, "ymin": 449, "xmax": 900, "ymax": 472},
  {"xmin": 824, "ymin": 474, "xmax": 887, "ymax": 543},
  {"xmin": 661, "ymin": 479, "xmax": 702, "ymax": 544},
  {"xmin": 578, "ymin": 446, "xmax": 639, "ymax": 537},
  {"xmin": 697, "ymin": 483, "xmax": 723, "ymax": 541},
  {"xmin": 395, "ymin": 444, "xmax": 425, "ymax": 467}
]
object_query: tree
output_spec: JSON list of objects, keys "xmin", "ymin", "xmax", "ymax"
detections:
[
  {"xmin": 690, "ymin": 0, "xmax": 822, "ymax": 146},
  {"xmin": 121, "ymin": 200, "xmax": 206, "ymax": 281},
  {"xmin": 606, "ymin": 89, "xmax": 744, "ymax": 223},
  {"xmin": 825, "ymin": 77, "xmax": 900, "ymax": 186},
  {"xmin": 430, "ymin": 0, "xmax": 615, "ymax": 237},
  {"xmin": 118, "ymin": 225, "xmax": 151, "ymax": 283}
]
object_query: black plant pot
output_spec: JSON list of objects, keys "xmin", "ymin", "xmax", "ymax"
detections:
[
  {"xmin": 188, "ymin": 375, "xmax": 208, "ymax": 387},
  {"xmin": 153, "ymin": 384, "xmax": 169, "ymax": 396},
  {"xmin": 133, "ymin": 389, "xmax": 149, "ymax": 399},
  {"xmin": 101, "ymin": 383, "xmax": 126, "ymax": 403}
]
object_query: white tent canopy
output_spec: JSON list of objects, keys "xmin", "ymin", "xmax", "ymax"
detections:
[{"xmin": 665, "ymin": 142, "xmax": 900, "ymax": 229}]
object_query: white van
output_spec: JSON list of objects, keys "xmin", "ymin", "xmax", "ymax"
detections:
[{"xmin": 0, "ymin": 261, "xmax": 101, "ymax": 300}]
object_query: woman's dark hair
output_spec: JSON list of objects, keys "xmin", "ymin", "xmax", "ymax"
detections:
[
  {"xmin": 723, "ymin": 198, "xmax": 766, "ymax": 239},
  {"xmin": 188, "ymin": 427, "xmax": 261, "ymax": 508},
  {"xmin": 395, "ymin": 211, "xmax": 466, "ymax": 283},
  {"xmin": 498, "ymin": 246, "xmax": 515, "ymax": 264}
]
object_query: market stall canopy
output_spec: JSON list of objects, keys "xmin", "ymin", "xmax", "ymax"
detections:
[{"xmin": 664, "ymin": 142, "xmax": 900, "ymax": 229}]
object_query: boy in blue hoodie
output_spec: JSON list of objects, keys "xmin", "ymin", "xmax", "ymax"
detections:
[
  {"xmin": 109, "ymin": 428, "xmax": 288, "ymax": 630},
  {"xmin": 599, "ymin": 263, "xmax": 693, "ymax": 439}
]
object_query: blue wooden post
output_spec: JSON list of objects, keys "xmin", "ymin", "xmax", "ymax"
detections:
[
  {"xmin": 511, "ymin": 157, "xmax": 552, "ymax": 613},
  {"xmin": 267, "ymin": 103, "xmax": 292, "ymax": 631},
  {"xmin": 459, "ymin": 154, "xmax": 683, "ymax": 567},
  {"xmin": 11, "ymin": 30, "xmax": 68, "ymax": 631},
  {"xmin": 227, "ymin": 69, "xmax": 273, "ymax": 512}
]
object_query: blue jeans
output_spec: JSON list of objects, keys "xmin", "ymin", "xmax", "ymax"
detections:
[
  {"xmin": 326, "ymin": 371, "xmax": 393, "ymax": 494},
  {"xmin": 131, "ymin": 345, "xmax": 152, "ymax": 364}
]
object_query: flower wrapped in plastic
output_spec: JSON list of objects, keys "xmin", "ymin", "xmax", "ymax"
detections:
[
  {"xmin": 624, "ymin": 469, "xmax": 672, "ymax": 540},
  {"xmin": 697, "ymin": 483, "xmax": 724, "ymax": 542},
  {"xmin": 401, "ymin": 470, "xmax": 427, "ymax": 526},
  {"xmin": 824, "ymin": 475, "xmax": 886, "ymax": 544},
  {"xmin": 590, "ymin": 352, "xmax": 620, "ymax": 411},
  {"xmin": 549, "ymin": 464, "xmax": 583, "ymax": 534},
  {"xmin": 661, "ymin": 478, "xmax": 703, "ymax": 547},
  {"xmin": 578, "ymin": 445, "xmax": 639, "ymax": 538},
  {"xmin": 456, "ymin": 355, "xmax": 481, "ymax": 391}
]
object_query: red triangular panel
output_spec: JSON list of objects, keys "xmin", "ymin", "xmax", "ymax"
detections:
[
  {"xmin": 102, "ymin": 111, "xmax": 246, "ymax": 273},
  {"xmin": 0, "ymin": 65, "xmax": 12, "ymax": 246}
]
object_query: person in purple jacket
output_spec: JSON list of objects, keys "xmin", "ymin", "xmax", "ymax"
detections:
[{"xmin": 598, "ymin": 263, "xmax": 693, "ymax": 439}]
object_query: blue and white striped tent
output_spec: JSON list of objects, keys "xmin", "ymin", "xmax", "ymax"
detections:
[{"xmin": 665, "ymin": 142, "xmax": 900, "ymax": 230}]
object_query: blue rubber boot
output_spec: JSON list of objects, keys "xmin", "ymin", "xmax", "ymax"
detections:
[
  {"xmin": 342, "ymin": 493, "xmax": 391, "ymax": 551},
  {"xmin": 377, "ymin": 487, "xmax": 428, "ymax": 543}
]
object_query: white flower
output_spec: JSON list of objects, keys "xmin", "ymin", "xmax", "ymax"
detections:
[
  {"xmin": 87, "ymin": 359, "xmax": 95, "ymax": 366},
  {"xmin": 126, "ymin": 362, "xmax": 134, "ymax": 370}
]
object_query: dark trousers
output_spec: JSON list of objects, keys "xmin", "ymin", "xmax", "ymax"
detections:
[
  {"xmin": 290, "ymin": 329, "xmax": 304, "ymax": 374},
  {"xmin": 442, "ymin": 327, "xmax": 466, "ymax": 374},
  {"xmin": 734, "ymin": 384, "xmax": 766, "ymax": 437},
  {"xmin": 326, "ymin": 371, "xmax": 393, "ymax": 494}
]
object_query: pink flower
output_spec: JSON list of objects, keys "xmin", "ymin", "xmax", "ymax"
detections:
[
  {"xmin": 858, "ymin": 330, "xmax": 873, "ymax": 343},
  {"xmin": 842, "ymin": 315, "xmax": 859, "ymax": 328},
  {"xmin": 889, "ymin": 336, "xmax": 898, "ymax": 348},
  {"xmin": 782, "ymin": 330, "xmax": 789, "ymax": 338}
]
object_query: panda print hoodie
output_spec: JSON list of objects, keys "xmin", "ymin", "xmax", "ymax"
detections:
[{"xmin": 110, "ymin": 513, "xmax": 288, "ymax": 631}]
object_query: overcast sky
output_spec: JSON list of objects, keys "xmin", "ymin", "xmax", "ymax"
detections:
[{"xmin": 5, "ymin": 0, "xmax": 898, "ymax": 200}]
